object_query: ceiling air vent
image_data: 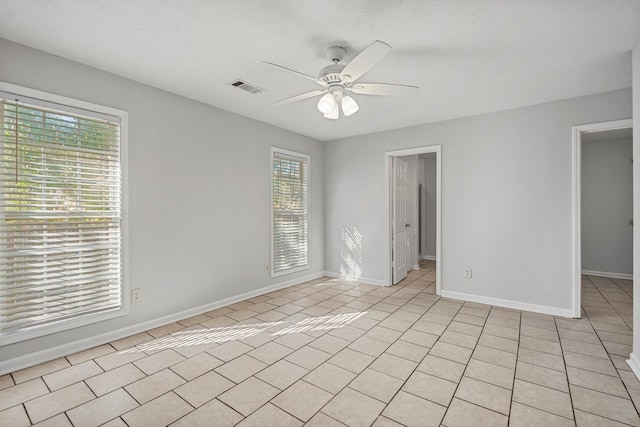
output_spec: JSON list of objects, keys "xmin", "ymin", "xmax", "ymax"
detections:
[{"xmin": 228, "ymin": 79, "xmax": 264, "ymax": 94}]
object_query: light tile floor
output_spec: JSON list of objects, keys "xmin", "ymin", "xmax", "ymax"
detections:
[{"xmin": 2, "ymin": 261, "xmax": 640, "ymax": 426}]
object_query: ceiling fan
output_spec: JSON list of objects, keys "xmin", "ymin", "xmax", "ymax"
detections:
[{"xmin": 265, "ymin": 40, "xmax": 419, "ymax": 120}]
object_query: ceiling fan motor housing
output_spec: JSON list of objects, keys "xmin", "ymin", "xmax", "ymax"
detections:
[
  {"xmin": 319, "ymin": 46, "xmax": 348, "ymax": 85},
  {"xmin": 326, "ymin": 46, "xmax": 346, "ymax": 62},
  {"xmin": 318, "ymin": 63, "xmax": 346, "ymax": 85}
]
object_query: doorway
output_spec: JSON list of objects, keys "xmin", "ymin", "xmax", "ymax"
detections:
[
  {"xmin": 572, "ymin": 119, "xmax": 633, "ymax": 318},
  {"xmin": 385, "ymin": 145, "xmax": 441, "ymax": 293}
]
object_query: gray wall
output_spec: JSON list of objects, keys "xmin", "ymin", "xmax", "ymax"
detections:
[
  {"xmin": 324, "ymin": 89, "xmax": 631, "ymax": 313},
  {"xmin": 581, "ymin": 138, "xmax": 633, "ymax": 275},
  {"xmin": 418, "ymin": 153, "xmax": 437, "ymax": 259},
  {"xmin": 0, "ymin": 39, "xmax": 325, "ymax": 362}
]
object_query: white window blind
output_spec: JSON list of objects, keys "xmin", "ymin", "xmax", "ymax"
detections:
[
  {"xmin": 0, "ymin": 94, "xmax": 123, "ymax": 338},
  {"xmin": 271, "ymin": 149, "xmax": 309, "ymax": 276}
]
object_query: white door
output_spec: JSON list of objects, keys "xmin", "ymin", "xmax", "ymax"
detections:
[{"xmin": 393, "ymin": 157, "xmax": 409, "ymax": 284}]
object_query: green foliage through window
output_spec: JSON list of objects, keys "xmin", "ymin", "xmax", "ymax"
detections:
[
  {"xmin": 272, "ymin": 150, "xmax": 309, "ymax": 274},
  {"xmin": 1, "ymin": 97, "xmax": 122, "ymax": 335}
]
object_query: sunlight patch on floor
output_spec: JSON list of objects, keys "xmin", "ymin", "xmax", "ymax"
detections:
[{"xmin": 119, "ymin": 311, "xmax": 367, "ymax": 353}]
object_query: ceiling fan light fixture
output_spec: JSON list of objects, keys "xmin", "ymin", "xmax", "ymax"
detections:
[
  {"xmin": 341, "ymin": 95, "xmax": 359, "ymax": 116},
  {"xmin": 317, "ymin": 93, "xmax": 336, "ymax": 114},
  {"xmin": 324, "ymin": 102, "xmax": 339, "ymax": 120}
]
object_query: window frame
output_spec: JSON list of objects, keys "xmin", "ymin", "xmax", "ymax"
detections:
[
  {"xmin": 270, "ymin": 147, "xmax": 310, "ymax": 278},
  {"xmin": 0, "ymin": 81, "xmax": 129, "ymax": 346}
]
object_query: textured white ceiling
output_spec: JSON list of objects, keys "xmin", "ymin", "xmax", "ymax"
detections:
[{"xmin": 1, "ymin": 0, "xmax": 639, "ymax": 141}]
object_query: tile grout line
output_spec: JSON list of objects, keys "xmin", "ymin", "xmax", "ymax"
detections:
[
  {"xmin": 22, "ymin": 403, "xmax": 33, "ymax": 426},
  {"xmin": 552, "ymin": 309, "xmax": 578, "ymax": 424},
  {"xmin": 586, "ymin": 275, "xmax": 632, "ymax": 330},
  {"xmin": 560, "ymin": 275, "xmax": 640, "ymax": 425},
  {"xmin": 506, "ymin": 307, "xmax": 522, "ymax": 427},
  {"xmin": 425, "ymin": 297, "xmax": 482, "ymax": 425},
  {"xmin": 579, "ymin": 276, "xmax": 640, "ymax": 417}
]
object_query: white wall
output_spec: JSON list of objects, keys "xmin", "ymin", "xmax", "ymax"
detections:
[
  {"xmin": 401, "ymin": 155, "xmax": 420, "ymax": 269},
  {"xmin": 0, "ymin": 39, "xmax": 325, "ymax": 365},
  {"xmin": 418, "ymin": 153, "xmax": 437, "ymax": 259},
  {"xmin": 324, "ymin": 89, "xmax": 631, "ymax": 315},
  {"xmin": 581, "ymin": 138, "xmax": 633, "ymax": 276},
  {"xmin": 418, "ymin": 156, "xmax": 427, "ymax": 256}
]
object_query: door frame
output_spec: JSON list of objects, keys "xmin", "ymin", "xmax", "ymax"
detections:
[
  {"xmin": 385, "ymin": 145, "xmax": 442, "ymax": 294},
  {"xmin": 571, "ymin": 118, "xmax": 633, "ymax": 318}
]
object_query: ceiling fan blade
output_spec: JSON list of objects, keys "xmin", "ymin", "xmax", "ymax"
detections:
[
  {"xmin": 270, "ymin": 89, "xmax": 327, "ymax": 107},
  {"xmin": 347, "ymin": 83, "xmax": 419, "ymax": 96},
  {"xmin": 340, "ymin": 40, "xmax": 392, "ymax": 83},
  {"xmin": 263, "ymin": 61, "xmax": 324, "ymax": 85}
]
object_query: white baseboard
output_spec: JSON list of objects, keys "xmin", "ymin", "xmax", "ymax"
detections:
[
  {"xmin": 0, "ymin": 271, "xmax": 328, "ymax": 376},
  {"xmin": 627, "ymin": 353, "xmax": 640, "ymax": 381},
  {"xmin": 440, "ymin": 290, "xmax": 575, "ymax": 318},
  {"xmin": 323, "ymin": 271, "xmax": 387, "ymax": 287},
  {"xmin": 581, "ymin": 270, "xmax": 633, "ymax": 280},
  {"xmin": 421, "ymin": 255, "xmax": 436, "ymax": 261},
  {"xmin": 411, "ymin": 265, "xmax": 420, "ymax": 271}
]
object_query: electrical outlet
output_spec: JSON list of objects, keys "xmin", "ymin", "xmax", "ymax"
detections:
[
  {"xmin": 464, "ymin": 268, "xmax": 472, "ymax": 279},
  {"xmin": 264, "ymin": 264, "xmax": 270, "ymax": 273},
  {"xmin": 131, "ymin": 288, "xmax": 142, "ymax": 303}
]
